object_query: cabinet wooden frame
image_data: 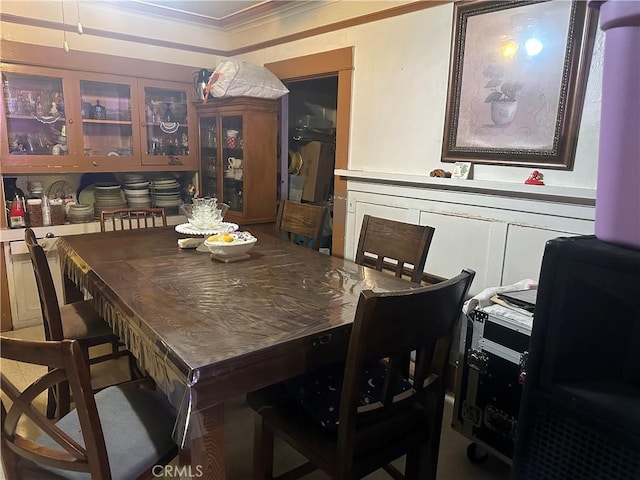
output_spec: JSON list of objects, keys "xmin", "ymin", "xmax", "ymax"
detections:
[
  {"xmin": 137, "ymin": 78, "xmax": 197, "ymax": 168},
  {"xmin": 195, "ymin": 97, "xmax": 279, "ymax": 224},
  {"xmin": 1, "ymin": 63, "xmax": 197, "ymax": 173}
]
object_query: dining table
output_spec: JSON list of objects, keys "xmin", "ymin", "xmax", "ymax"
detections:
[{"xmin": 56, "ymin": 225, "xmax": 422, "ymax": 478}]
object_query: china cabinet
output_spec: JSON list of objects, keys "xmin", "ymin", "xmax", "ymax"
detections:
[
  {"xmin": 195, "ymin": 97, "xmax": 278, "ymax": 224},
  {"xmin": 1, "ymin": 64, "xmax": 196, "ymax": 173}
]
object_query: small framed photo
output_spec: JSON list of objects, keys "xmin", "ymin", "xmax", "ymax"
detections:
[{"xmin": 452, "ymin": 162, "xmax": 472, "ymax": 179}]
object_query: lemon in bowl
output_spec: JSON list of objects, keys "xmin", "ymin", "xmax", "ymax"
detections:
[{"xmin": 203, "ymin": 231, "xmax": 257, "ymax": 258}]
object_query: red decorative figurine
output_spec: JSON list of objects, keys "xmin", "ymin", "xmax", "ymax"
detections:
[{"xmin": 525, "ymin": 170, "xmax": 544, "ymax": 185}]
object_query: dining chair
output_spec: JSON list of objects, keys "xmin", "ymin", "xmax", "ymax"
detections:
[
  {"xmin": 276, "ymin": 200, "xmax": 329, "ymax": 250},
  {"xmin": 248, "ymin": 268, "xmax": 475, "ymax": 480},
  {"xmin": 99, "ymin": 207, "xmax": 167, "ymax": 232},
  {"xmin": 0, "ymin": 336, "xmax": 178, "ymax": 480},
  {"xmin": 24, "ymin": 228, "xmax": 138, "ymax": 419},
  {"xmin": 355, "ymin": 215, "xmax": 436, "ymax": 284}
]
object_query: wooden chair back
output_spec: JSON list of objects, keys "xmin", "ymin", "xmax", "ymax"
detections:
[
  {"xmin": 336, "ymin": 268, "xmax": 474, "ymax": 477},
  {"xmin": 24, "ymin": 228, "xmax": 135, "ymax": 420},
  {"xmin": 24, "ymin": 228, "xmax": 64, "ymax": 342},
  {"xmin": 99, "ymin": 207, "xmax": 166, "ymax": 232},
  {"xmin": 355, "ymin": 214, "xmax": 435, "ymax": 284},
  {"xmin": 1, "ymin": 337, "xmax": 112, "ymax": 478},
  {"xmin": 276, "ymin": 200, "xmax": 328, "ymax": 250},
  {"xmin": 249, "ymin": 268, "xmax": 475, "ymax": 480}
]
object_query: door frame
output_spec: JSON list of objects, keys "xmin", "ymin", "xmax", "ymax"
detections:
[{"xmin": 266, "ymin": 47, "xmax": 353, "ymax": 258}]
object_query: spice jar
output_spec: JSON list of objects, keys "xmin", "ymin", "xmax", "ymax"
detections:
[
  {"xmin": 9, "ymin": 194, "xmax": 26, "ymax": 228},
  {"xmin": 50, "ymin": 199, "xmax": 65, "ymax": 225},
  {"xmin": 27, "ymin": 199, "xmax": 43, "ymax": 227}
]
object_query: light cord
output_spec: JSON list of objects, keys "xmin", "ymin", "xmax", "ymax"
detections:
[
  {"xmin": 61, "ymin": 0, "xmax": 69, "ymax": 51},
  {"xmin": 77, "ymin": 0, "xmax": 83, "ymax": 34}
]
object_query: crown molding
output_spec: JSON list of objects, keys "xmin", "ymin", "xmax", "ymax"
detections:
[{"xmin": 0, "ymin": 1, "xmax": 451, "ymax": 57}]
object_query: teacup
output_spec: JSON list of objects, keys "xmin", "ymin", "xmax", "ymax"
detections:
[
  {"xmin": 234, "ymin": 169, "xmax": 243, "ymax": 180},
  {"xmin": 227, "ymin": 157, "xmax": 242, "ymax": 169}
]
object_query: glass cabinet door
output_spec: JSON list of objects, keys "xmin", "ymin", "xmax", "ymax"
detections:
[
  {"xmin": 199, "ymin": 116, "xmax": 218, "ymax": 198},
  {"xmin": 141, "ymin": 83, "xmax": 190, "ymax": 166},
  {"xmin": 2, "ymin": 67, "xmax": 72, "ymax": 165},
  {"xmin": 221, "ymin": 115, "xmax": 244, "ymax": 213},
  {"xmin": 79, "ymin": 77, "xmax": 136, "ymax": 161}
]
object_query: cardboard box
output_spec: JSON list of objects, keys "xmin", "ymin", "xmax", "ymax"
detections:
[{"xmin": 298, "ymin": 142, "xmax": 335, "ymax": 202}]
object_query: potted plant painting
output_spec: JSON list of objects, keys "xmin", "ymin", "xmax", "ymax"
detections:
[{"xmin": 483, "ymin": 64, "xmax": 523, "ymax": 126}]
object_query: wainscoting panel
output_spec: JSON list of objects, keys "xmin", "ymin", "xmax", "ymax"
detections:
[{"xmin": 342, "ymin": 179, "xmax": 594, "ymax": 295}]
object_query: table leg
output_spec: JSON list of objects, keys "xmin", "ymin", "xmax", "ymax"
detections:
[{"xmin": 179, "ymin": 402, "xmax": 226, "ymax": 479}]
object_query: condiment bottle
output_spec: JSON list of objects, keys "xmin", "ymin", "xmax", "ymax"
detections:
[
  {"xmin": 9, "ymin": 194, "xmax": 26, "ymax": 228},
  {"xmin": 41, "ymin": 194, "xmax": 51, "ymax": 227}
]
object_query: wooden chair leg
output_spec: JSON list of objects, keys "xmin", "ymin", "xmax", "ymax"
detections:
[
  {"xmin": 405, "ymin": 394, "xmax": 445, "ymax": 480},
  {"xmin": 253, "ymin": 415, "xmax": 275, "ymax": 480}
]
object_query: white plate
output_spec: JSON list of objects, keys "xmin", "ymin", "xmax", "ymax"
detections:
[
  {"xmin": 175, "ymin": 222, "xmax": 239, "ymax": 236},
  {"xmin": 78, "ymin": 185, "xmax": 96, "ymax": 208}
]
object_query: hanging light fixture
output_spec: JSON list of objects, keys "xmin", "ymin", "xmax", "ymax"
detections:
[
  {"xmin": 61, "ymin": 0, "xmax": 69, "ymax": 52},
  {"xmin": 76, "ymin": 0, "xmax": 83, "ymax": 34}
]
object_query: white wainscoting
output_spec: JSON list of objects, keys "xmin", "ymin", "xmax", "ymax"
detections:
[{"xmin": 338, "ymin": 171, "xmax": 595, "ymax": 296}]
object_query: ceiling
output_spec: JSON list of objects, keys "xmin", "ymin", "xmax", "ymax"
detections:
[{"xmin": 112, "ymin": 0, "xmax": 304, "ymax": 28}]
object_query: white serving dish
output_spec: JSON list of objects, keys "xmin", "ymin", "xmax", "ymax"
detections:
[
  {"xmin": 203, "ymin": 231, "xmax": 257, "ymax": 258},
  {"xmin": 175, "ymin": 222, "xmax": 238, "ymax": 236}
]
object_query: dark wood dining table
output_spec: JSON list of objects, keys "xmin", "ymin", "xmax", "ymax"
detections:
[{"xmin": 57, "ymin": 225, "xmax": 421, "ymax": 478}]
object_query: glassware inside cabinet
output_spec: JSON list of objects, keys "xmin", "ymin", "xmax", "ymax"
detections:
[
  {"xmin": 199, "ymin": 116, "xmax": 217, "ymax": 198},
  {"xmin": 144, "ymin": 86, "xmax": 189, "ymax": 156},
  {"xmin": 221, "ymin": 115, "xmax": 243, "ymax": 212},
  {"xmin": 80, "ymin": 80, "xmax": 134, "ymax": 157},
  {"xmin": 3, "ymin": 71, "xmax": 67, "ymax": 156}
]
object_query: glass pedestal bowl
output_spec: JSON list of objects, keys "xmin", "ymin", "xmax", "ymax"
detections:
[{"xmin": 181, "ymin": 201, "xmax": 229, "ymax": 230}]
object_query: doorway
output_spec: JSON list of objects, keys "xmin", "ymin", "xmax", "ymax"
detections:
[
  {"xmin": 266, "ymin": 47, "xmax": 353, "ymax": 258},
  {"xmin": 285, "ymin": 76, "xmax": 337, "ymax": 252}
]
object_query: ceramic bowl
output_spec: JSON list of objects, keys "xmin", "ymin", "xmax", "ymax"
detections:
[{"xmin": 203, "ymin": 231, "xmax": 257, "ymax": 257}]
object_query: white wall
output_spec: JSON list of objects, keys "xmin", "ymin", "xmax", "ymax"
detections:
[
  {"xmin": 241, "ymin": 3, "xmax": 604, "ymax": 190},
  {"xmin": 2, "ymin": 2, "xmax": 604, "ymax": 191},
  {"xmin": 0, "ymin": 0, "xmax": 224, "ymax": 68}
]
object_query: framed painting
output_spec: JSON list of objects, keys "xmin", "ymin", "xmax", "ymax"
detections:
[{"xmin": 441, "ymin": 0, "xmax": 598, "ymax": 169}]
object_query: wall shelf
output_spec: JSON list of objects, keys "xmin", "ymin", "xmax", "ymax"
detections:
[{"xmin": 335, "ymin": 169, "xmax": 596, "ymax": 207}]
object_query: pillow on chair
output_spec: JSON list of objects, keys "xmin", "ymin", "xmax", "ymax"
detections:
[{"xmin": 284, "ymin": 360, "xmax": 413, "ymax": 432}]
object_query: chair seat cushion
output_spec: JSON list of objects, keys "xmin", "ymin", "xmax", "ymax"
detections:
[
  {"xmin": 284, "ymin": 360, "xmax": 412, "ymax": 432},
  {"xmin": 16, "ymin": 384, "xmax": 177, "ymax": 480},
  {"xmin": 60, "ymin": 300, "xmax": 116, "ymax": 344}
]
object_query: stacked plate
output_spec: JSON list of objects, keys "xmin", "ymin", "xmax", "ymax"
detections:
[
  {"xmin": 67, "ymin": 203, "xmax": 94, "ymax": 223},
  {"xmin": 122, "ymin": 174, "xmax": 152, "ymax": 209},
  {"xmin": 150, "ymin": 177, "xmax": 182, "ymax": 215},
  {"xmin": 93, "ymin": 183, "xmax": 127, "ymax": 219}
]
